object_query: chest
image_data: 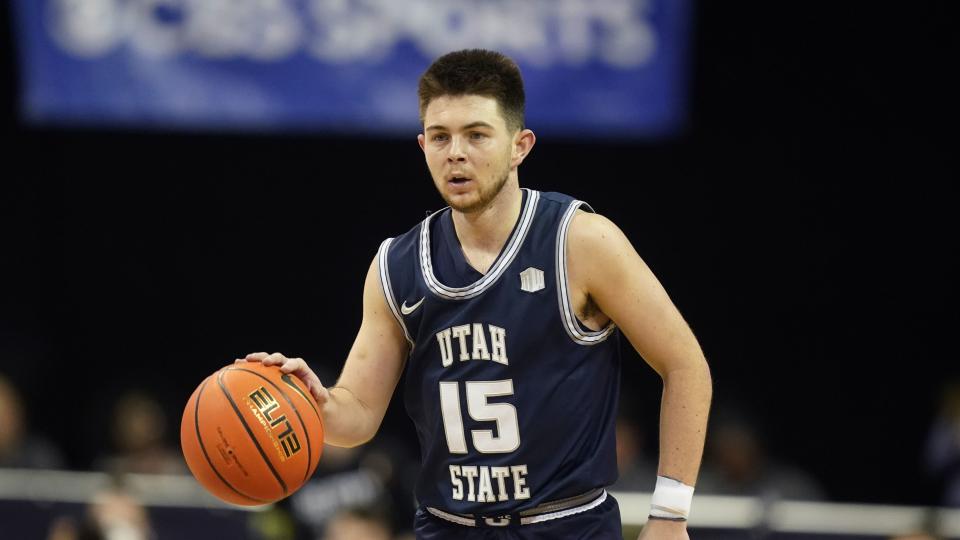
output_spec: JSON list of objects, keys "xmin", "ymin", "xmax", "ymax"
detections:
[{"xmin": 459, "ymin": 245, "xmax": 500, "ymax": 277}]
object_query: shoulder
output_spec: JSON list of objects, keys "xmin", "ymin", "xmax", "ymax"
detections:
[
  {"xmin": 568, "ymin": 210, "xmax": 630, "ymax": 255},
  {"xmin": 534, "ymin": 190, "xmax": 590, "ymax": 218},
  {"xmin": 566, "ymin": 210, "xmax": 639, "ymax": 288},
  {"xmin": 535, "ymin": 190, "xmax": 578, "ymax": 207}
]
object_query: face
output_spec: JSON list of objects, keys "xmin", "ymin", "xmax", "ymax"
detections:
[{"xmin": 418, "ymin": 95, "xmax": 533, "ymax": 213}]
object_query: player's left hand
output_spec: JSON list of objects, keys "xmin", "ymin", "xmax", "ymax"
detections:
[{"xmin": 637, "ymin": 518, "xmax": 690, "ymax": 540}]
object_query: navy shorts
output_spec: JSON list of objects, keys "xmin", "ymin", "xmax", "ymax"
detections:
[{"xmin": 413, "ymin": 493, "xmax": 623, "ymax": 540}]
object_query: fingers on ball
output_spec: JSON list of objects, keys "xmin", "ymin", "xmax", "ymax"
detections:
[
  {"xmin": 262, "ymin": 353, "xmax": 286, "ymax": 365},
  {"xmin": 281, "ymin": 357, "xmax": 304, "ymax": 373}
]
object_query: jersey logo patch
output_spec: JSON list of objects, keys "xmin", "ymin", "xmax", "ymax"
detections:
[
  {"xmin": 519, "ymin": 267, "xmax": 545, "ymax": 293},
  {"xmin": 401, "ymin": 296, "xmax": 425, "ymax": 315}
]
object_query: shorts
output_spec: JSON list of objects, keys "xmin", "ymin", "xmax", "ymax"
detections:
[{"xmin": 413, "ymin": 492, "xmax": 623, "ymax": 540}]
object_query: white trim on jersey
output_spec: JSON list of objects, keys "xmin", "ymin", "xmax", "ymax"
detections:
[
  {"xmin": 556, "ymin": 201, "xmax": 617, "ymax": 345},
  {"xmin": 419, "ymin": 189, "xmax": 541, "ymax": 301},
  {"xmin": 377, "ymin": 238, "xmax": 414, "ymax": 347}
]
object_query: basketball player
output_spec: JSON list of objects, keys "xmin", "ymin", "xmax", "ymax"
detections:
[{"xmin": 240, "ymin": 49, "xmax": 712, "ymax": 539}]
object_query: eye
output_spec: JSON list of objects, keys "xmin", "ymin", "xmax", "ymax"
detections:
[
  {"xmin": 470, "ymin": 132, "xmax": 487, "ymax": 140},
  {"xmin": 432, "ymin": 134, "xmax": 449, "ymax": 142}
]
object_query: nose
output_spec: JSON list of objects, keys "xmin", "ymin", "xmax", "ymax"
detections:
[{"xmin": 447, "ymin": 136, "xmax": 467, "ymax": 162}]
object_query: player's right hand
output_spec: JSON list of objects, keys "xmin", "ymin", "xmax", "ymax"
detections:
[{"xmin": 236, "ymin": 352, "xmax": 330, "ymax": 405}]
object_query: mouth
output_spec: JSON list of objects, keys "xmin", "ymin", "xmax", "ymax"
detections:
[{"xmin": 447, "ymin": 175, "xmax": 473, "ymax": 187}]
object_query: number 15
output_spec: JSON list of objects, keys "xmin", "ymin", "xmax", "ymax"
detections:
[{"xmin": 439, "ymin": 380, "xmax": 520, "ymax": 454}]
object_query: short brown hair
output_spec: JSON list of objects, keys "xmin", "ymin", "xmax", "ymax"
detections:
[{"xmin": 418, "ymin": 49, "xmax": 526, "ymax": 132}]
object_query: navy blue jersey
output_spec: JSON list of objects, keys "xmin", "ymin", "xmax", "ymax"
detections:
[{"xmin": 377, "ymin": 189, "xmax": 621, "ymax": 516}]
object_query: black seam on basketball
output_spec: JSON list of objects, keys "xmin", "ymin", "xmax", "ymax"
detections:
[
  {"xmin": 193, "ymin": 377, "xmax": 268, "ymax": 504},
  {"xmin": 229, "ymin": 367, "xmax": 315, "ymax": 484},
  {"xmin": 279, "ymin": 373, "xmax": 322, "ymax": 424},
  {"xmin": 278, "ymin": 373, "xmax": 324, "ymax": 479},
  {"xmin": 217, "ymin": 370, "xmax": 289, "ymax": 495},
  {"xmin": 279, "ymin": 373, "xmax": 324, "ymax": 478}
]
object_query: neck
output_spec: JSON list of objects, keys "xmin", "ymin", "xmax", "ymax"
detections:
[{"xmin": 450, "ymin": 177, "xmax": 523, "ymax": 258}]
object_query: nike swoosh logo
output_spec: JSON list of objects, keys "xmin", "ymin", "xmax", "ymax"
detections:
[{"xmin": 400, "ymin": 297, "xmax": 425, "ymax": 315}]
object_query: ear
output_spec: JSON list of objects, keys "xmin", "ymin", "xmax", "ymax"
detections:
[
  {"xmin": 511, "ymin": 129, "xmax": 536, "ymax": 168},
  {"xmin": 417, "ymin": 133, "xmax": 426, "ymax": 152}
]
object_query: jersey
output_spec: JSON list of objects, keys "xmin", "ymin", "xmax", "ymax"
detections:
[{"xmin": 377, "ymin": 189, "xmax": 622, "ymax": 516}]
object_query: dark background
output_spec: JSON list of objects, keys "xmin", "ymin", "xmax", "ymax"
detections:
[{"xmin": 2, "ymin": 2, "xmax": 956, "ymax": 507}]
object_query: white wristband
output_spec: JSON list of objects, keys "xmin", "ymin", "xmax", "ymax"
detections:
[{"xmin": 649, "ymin": 475, "xmax": 695, "ymax": 520}]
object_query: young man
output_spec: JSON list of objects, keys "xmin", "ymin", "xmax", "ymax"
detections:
[{"xmin": 241, "ymin": 49, "xmax": 712, "ymax": 539}]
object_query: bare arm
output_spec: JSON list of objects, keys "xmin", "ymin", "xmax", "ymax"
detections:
[
  {"xmin": 242, "ymin": 254, "xmax": 409, "ymax": 448},
  {"xmin": 567, "ymin": 211, "xmax": 712, "ymax": 486},
  {"xmin": 325, "ymin": 255, "xmax": 410, "ymax": 446}
]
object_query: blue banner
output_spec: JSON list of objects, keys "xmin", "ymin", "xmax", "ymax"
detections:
[{"xmin": 13, "ymin": 0, "xmax": 691, "ymax": 137}]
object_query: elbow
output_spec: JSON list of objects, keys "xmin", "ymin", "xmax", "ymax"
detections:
[{"xmin": 663, "ymin": 353, "xmax": 712, "ymax": 390}]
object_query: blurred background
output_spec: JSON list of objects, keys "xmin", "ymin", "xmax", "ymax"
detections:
[{"xmin": 1, "ymin": 1, "xmax": 957, "ymax": 539}]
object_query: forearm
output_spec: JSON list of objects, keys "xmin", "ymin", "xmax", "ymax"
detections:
[
  {"xmin": 657, "ymin": 358, "xmax": 712, "ymax": 485},
  {"xmin": 321, "ymin": 386, "xmax": 381, "ymax": 448}
]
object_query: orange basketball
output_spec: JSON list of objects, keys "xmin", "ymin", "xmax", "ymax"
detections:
[{"xmin": 180, "ymin": 362, "xmax": 324, "ymax": 506}]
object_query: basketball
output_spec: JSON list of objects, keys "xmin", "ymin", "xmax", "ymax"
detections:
[{"xmin": 180, "ymin": 362, "xmax": 324, "ymax": 506}]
